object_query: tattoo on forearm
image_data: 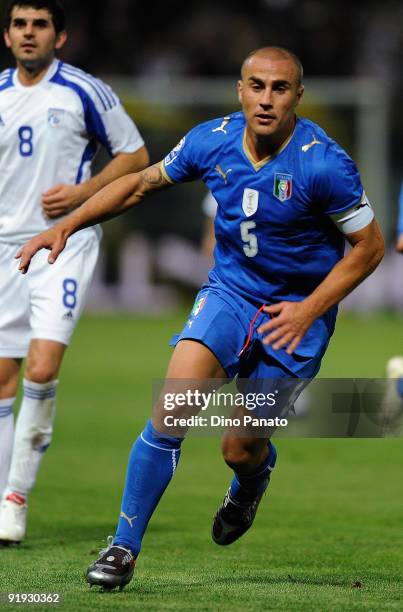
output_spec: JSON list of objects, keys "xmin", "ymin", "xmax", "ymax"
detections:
[{"xmin": 142, "ymin": 165, "xmax": 167, "ymax": 187}]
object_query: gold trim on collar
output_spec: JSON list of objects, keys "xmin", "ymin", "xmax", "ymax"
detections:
[{"xmin": 242, "ymin": 126, "xmax": 296, "ymax": 171}]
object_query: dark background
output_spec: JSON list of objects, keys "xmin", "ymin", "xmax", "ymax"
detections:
[{"xmin": 1, "ymin": 0, "xmax": 402, "ymax": 289}]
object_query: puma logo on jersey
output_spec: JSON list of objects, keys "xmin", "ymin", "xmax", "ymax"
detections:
[
  {"xmin": 120, "ymin": 511, "xmax": 138, "ymax": 528},
  {"xmin": 355, "ymin": 201, "xmax": 369, "ymax": 211},
  {"xmin": 215, "ymin": 164, "xmax": 232, "ymax": 183},
  {"xmin": 355, "ymin": 192, "xmax": 371, "ymax": 211},
  {"xmin": 212, "ymin": 116, "xmax": 231, "ymax": 134},
  {"xmin": 301, "ymin": 136, "xmax": 322, "ymax": 152}
]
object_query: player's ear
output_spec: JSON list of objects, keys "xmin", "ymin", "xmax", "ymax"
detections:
[
  {"xmin": 55, "ymin": 30, "xmax": 67, "ymax": 50},
  {"xmin": 4, "ymin": 29, "xmax": 12, "ymax": 49},
  {"xmin": 296, "ymin": 84, "xmax": 304, "ymax": 106},
  {"xmin": 237, "ymin": 80, "xmax": 243, "ymax": 104}
]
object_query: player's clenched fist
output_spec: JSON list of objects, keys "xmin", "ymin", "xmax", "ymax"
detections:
[
  {"xmin": 15, "ymin": 227, "xmax": 68, "ymax": 274},
  {"xmin": 41, "ymin": 183, "xmax": 88, "ymax": 218}
]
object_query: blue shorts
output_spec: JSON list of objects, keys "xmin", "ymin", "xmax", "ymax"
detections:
[{"xmin": 170, "ymin": 284, "xmax": 332, "ymax": 380}]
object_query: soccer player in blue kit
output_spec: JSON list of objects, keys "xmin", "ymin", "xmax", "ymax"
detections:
[{"xmin": 17, "ymin": 47, "xmax": 385, "ymax": 590}]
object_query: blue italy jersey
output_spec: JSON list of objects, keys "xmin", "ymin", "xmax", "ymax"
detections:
[{"xmin": 161, "ymin": 112, "xmax": 364, "ymax": 343}]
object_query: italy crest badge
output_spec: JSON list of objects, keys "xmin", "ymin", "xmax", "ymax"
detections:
[{"xmin": 273, "ymin": 173, "xmax": 292, "ymax": 202}]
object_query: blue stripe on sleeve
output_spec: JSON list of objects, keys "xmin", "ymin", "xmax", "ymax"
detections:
[
  {"xmin": 93, "ymin": 76, "xmax": 118, "ymax": 108},
  {"xmin": 0, "ymin": 69, "xmax": 14, "ymax": 91},
  {"xmin": 60, "ymin": 63, "xmax": 117, "ymax": 111},
  {"xmin": 60, "ymin": 65, "xmax": 109, "ymax": 111},
  {"xmin": 50, "ymin": 70, "xmax": 113, "ymax": 156},
  {"xmin": 66, "ymin": 65, "xmax": 118, "ymax": 108},
  {"xmin": 76, "ymin": 140, "xmax": 98, "ymax": 184}
]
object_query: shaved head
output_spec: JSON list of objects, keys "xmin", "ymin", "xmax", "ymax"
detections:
[
  {"xmin": 241, "ymin": 47, "xmax": 303, "ymax": 86},
  {"xmin": 237, "ymin": 45, "xmax": 304, "ymax": 156}
]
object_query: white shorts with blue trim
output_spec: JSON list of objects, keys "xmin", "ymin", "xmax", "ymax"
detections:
[{"xmin": 0, "ymin": 230, "xmax": 99, "ymax": 358}]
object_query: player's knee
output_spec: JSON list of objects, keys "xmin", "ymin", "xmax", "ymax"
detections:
[
  {"xmin": 0, "ymin": 378, "xmax": 19, "ymax": 399},
  {"xmin": 222, "ymin": 439, "xmax": 262, "ymax": 472},
  {"xmin": 0, "ymin": 364, "xmax": 20, "ymax": 398},
  {"xmin": 24, "ymin": 363, "xmax": 58, "ymax": 384}
]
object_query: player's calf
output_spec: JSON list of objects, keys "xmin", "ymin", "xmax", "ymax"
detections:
[
  {"xmin": 212, "ymin": 440, "xmax": 277, "ymax": 546},
  {"xmin": 0, "ymin": 379, "xmax": 57, "ymax": 543}
]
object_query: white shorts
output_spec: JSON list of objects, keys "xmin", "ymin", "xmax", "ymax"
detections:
[{"xmin": 0, "ymin": 230, "xmax": 99, "ymax": 358}]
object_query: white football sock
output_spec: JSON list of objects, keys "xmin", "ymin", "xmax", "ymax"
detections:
[
  {"xmin": 5, "ymin": 379, "xmax": 58, "ymax": 499},
  {"xmin": 0, "ymin": 398, "xmax": 16, "ymax": 499}
]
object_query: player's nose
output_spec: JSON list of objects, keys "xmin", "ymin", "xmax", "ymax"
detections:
[
  {"xmin": 259, "ymin": 90, "xmax": 273, "ymax": 107},
  {"xmin": 23, "ymin": 23, "xmax": 35, "ymax": 36}
]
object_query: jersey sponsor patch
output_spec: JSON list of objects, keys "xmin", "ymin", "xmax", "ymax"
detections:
[
  {"xmin": 164, "ymin": 137, "xmax": 186, "ymax": 166},
  {"xmin": 273, "ymin": 173, "xmax": 292, "ymax": 202},
  {"xmin": 48, "ymin": 108, "xmax": 65, "ymax": 127},
  {"xmin": 242, "ymin": 188, "xmax": 259, "ymax": 217}
]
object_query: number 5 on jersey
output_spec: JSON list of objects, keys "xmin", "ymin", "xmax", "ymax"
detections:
[{"xmin": 240, "ymin": 221, "xmax": 258, "ymax": 258}]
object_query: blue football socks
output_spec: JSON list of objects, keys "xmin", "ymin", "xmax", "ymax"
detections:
[
  {"xmin": 229, "ymin": 440, "xmax": 277, "ymax": 505},
  {"xmin": 114, "ymin": 420, "xmax": 182, "ymax": 557}
]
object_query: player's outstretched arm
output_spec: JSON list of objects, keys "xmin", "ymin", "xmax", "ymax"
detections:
[
  {"xmin": 258, "ymin": 219, "xmax": 385, "ymax": 354},
  {"xmin": 16, "ymin": 162, "xmax": 170, "ymax": 273},
  {"xmin": 396, "ymin": 234, "xmax": 403, "ymax": 253}
]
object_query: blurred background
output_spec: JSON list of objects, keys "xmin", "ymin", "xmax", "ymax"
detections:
[
  {"xmin": 2, "ymin": 5, "xmax": 402, "ymax": 602},
  {"xmin": 1, "ymin": 0, "xmax": 402, "ymax": 313}
]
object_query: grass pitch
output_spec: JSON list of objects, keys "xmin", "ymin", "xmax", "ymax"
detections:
[{"xmin": 0, "ymin": 311, "xmax": 402, "ymax": 611}]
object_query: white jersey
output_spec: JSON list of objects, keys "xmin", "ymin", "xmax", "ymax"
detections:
[{"xmin": 0, "ymin": 59, "xmax": 144, "ymax": 244}]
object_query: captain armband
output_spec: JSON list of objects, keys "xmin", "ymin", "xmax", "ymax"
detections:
[{"xmin": 330, "ymin": 192, "xmax": 374, "ymax": 234}]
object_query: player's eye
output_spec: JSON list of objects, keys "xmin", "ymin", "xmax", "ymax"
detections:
[
  {"xmin": 33, "ymin": 19, "xmax": 50, "ymax": 28},
  {"xmin": 274, "ymin": 83, "xmax": 289, "ymax": 93},
  {"xmin": 12, "ymin": 19, "xmax": 26, "ymax": 28}
]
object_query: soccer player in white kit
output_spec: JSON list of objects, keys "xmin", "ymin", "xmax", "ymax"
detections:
[{"xmin": 0, "ymin": 0, "xmax": 149, "ymax": 544}]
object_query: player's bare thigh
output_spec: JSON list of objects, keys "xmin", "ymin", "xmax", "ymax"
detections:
[
  {"xmin": 165, "ymin": 339, "xmax": 226, "ymax": 379},
  {"xmin": 24, "ymin": 339, "xmax": 67, "ymax": 384},
  {"xmin": 152, "ymin": 340, "xmax": 226, "ymax": 432},
  {"xmin": 0, "ymin": 358, "xmax": 22, "ymax": 399},
  {"xmin": 155, "ymin": 341, "xmax": 270, "ymax": 468}
]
